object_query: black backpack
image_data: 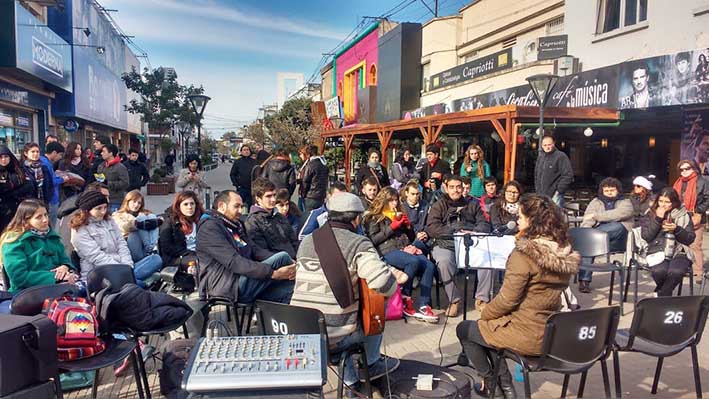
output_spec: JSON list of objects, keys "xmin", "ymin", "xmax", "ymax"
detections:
[{"xmin": 159, "ymin": 338, "xmax": 197, "ymax": 399}]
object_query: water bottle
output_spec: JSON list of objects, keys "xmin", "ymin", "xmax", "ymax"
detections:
[
  {"xmin": 664, "ymin": 232, "xmax": 675, "ymax": 260},
  {"xmin": 514, "ymin": 363, "xmax": 524, "ymax": 382}
]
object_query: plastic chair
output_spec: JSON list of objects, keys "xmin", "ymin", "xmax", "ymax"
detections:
[
  {"xmin": 489, "ymin": 306, "xmax": 620, "ymax": 399},
  {"xmin": 255, "ymin": 300, "xmax": 371, "ymax": 399},
  {"xmin": 11, "ymin": 283, "xmax": 145, "ymax": 399},
  {"xmin": 612, "ymin": 296, "xmax": 709, "ymax": 398},
  {"xmin": 87, "ymin": 264, "xmax": 193, "ymax": 399},
  {"xmin": 564, "ymin": 203, "xmax": 584, "ymax": 228},
  {"xmin": 570, "ymin": 228, "xmax": 627, "ymax": 314}
]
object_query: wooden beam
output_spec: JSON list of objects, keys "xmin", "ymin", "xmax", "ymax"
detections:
[
  {"xmin": 491, "ymin": 119, "xmax": 508, "ymax": 147},
  {"xmin": 511, "ymin": 122, "xmax": 520, "ymax": 181},
  {"xmin": 376, "ymin": 130, "xmax": 394, "ymax": 167},
  {"xmin": 419, "ymin": 126, "xmax": 429, "ymax": 144},
  {"xmin": 343, "ymin": 135, "xmax": 355, "ymax": 189},
  {"xmin": 430, "ymin": 124, "xmax": 444, "ymax": 144}
]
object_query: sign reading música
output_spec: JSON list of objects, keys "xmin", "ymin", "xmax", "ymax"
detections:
[
  {"xmin": 429, "ymin": 48, "xmax": 512, "ymax": 91},
  {"xmin": 537, "ymin": 35, "xmax": 568, "ymax": 60}
]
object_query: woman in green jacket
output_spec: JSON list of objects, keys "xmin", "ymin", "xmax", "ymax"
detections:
[
  {"xmin": 460, "ymin": 144, "xmax": 491, "ymax": 198},
  {"xmin": 1, "ymin": 199, "xmax": 77, "ymax": 297}
]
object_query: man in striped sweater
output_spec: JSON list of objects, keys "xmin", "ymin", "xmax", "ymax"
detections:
[{"xmin": 291, "ymin": 192, "xmax": 401, "ymax": 392}]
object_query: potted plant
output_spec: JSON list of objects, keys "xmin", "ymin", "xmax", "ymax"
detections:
[{"xmin": 147, "ymin": 167, "xmax": 170, "ymax": 195}]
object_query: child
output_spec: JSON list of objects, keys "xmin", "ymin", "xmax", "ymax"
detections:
[{"xmin": 275, "ymin": 188, "xmax": 302, "ymax": 235}]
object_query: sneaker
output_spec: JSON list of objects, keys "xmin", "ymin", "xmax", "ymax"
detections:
[
  {"xmin": 414, "ymin": 305, "xmax": 439, "ymax": 323},
  {"xmin": 113, "ymin": 356, "xmax": 130, "ymax": 377},
  {"xmin": 360, "ymin": 356, "xmax": 400, "ymax": 381},
  {"xmin": 402, "ymin": 296, "xmax": 416, "ymax": 318}
]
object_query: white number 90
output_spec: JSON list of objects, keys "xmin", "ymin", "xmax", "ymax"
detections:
[{"xmin": 271, "ymin": 319, "xmax": 288, "ymax": 335}]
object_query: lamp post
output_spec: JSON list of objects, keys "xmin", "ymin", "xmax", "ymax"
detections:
[
  {"xmin": 526, "ymin": 74, "xmax": 559, "ymax": 148},
  {"xmin": 177, "ymin": 121, "xmax": 191, "ymax": 165},
  {"xmin": 187, "ymin": 94, "xmax": 210, "ymax": 152}
]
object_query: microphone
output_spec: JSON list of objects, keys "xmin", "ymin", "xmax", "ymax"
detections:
[{"xmin": 492, "ymin": 221, "xmax": 517, "ymax": 237}]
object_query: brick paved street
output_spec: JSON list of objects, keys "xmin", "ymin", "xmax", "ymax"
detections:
[{"xmin": 65, "ymin": 163, "xmax": 709, "ymax": 398}]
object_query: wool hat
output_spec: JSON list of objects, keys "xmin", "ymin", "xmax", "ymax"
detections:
[
  {"xmin": 327, "ymin": 192, "xmax": 365, "ymax": 213},
  {"xmin": 77, "ymin": 190, "xmax": 108, "ymax": 212},
  {"xmin": 425, "ymin": 144, "xmax": 440, "ymax": 155},
  {"xmin": 632, "ymin": 176, "xmax": 653, "ymax": 191}
]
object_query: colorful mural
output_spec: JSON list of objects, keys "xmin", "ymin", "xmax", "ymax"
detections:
[{"xmin": 335, "ymin": 26, "xmax": 379, "ymax": 124}]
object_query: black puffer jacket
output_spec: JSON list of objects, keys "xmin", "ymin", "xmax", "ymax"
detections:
[
  {"xmin": 0, "ymin": 163, "xmax": 32, "ymax": 231},
  {"xmin": 197, "ymin": 211, "xmax": 273, "ymax": 301},
  {"xmin": 355, "ymin": 165, "xmax": 390, "ymax": 191},
  {"xmin": 158, "ymin": 213, "xmax": 193, "ymax": 265},
  {"xmin": 425, "ymin": 194, "xmax": 491, "ymax": 250},
  {"xmin": 534, "ymin": 148, "xmax": 573, "ymax": 197},
  {"xmin": 262, "ymin": 158, "xmax": 296, "ymax": 196},
  {"xmin": 97, "ymin": 283, "xmax": 192, "ymax": 332},
  {"xmin": 300, "ymin": 156, "xmax": 329, "ymax": 202},
  {"xmin": 123, "ymin": 160, "xmax": 149, "ymax": 192},
  {"xmin": 244, "ymin": 206, "xmax": 299, "ymax": 260},
  {"xmin": 364, "ymin": 216, "xmax": 415, "ymax": 256},
  {"xmin": 230, "ymin": 156, "xmax": 257, "ymax": 189}
]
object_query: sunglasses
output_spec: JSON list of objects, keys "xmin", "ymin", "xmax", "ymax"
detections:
[{"xmin": 679, "ymin": 167, "xmax": 693, "ymax": 172}]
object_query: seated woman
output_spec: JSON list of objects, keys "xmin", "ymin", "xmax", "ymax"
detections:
[
  {"xmin": 363, "ymin": 187, "xmax": 439, "ymax": 324},
  {"xmin": 474, "ymin": 180, "xmax": 524, "ymax": 312},
  {"xmin": 275, "ymin": 188, "xmax": 302, "ymax": 235},
  {"xmin": 456, "ymin": 194, "xmax": 579, "ymax": 398},
  {"xmin": 640, "ymin": 187, "xmax": 696, "ymax": 297},
  {"xmin": 70, "ymin": 190, "xmax": 162, "ymax": 287},
  {"xmin": 113, "ymin": 190, "xmax": 162, "ymax": 263},
  {"xmin": 0, "ymin": 199, "xmax": 78, "ymax": 313},
  {"xmin": 159, "ymin": 191, "xmax": 203, "ymax": 270}
]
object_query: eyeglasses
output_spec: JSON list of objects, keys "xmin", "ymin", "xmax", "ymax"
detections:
[{"xmin": 679, "ymin": 166, "xmax": 693, "ymax": 172}]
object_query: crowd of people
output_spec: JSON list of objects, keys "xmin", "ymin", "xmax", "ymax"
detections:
[{"xmin": 1, "ymin": 133, "xmax": 707, "ymax": 398}]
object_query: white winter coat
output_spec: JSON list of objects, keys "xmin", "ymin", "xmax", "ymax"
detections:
[{"xmin": 71, "ymin": 218, "xmax": 133, "ymax": 281}]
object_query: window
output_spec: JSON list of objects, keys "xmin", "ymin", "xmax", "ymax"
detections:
[
  {"xmin": 422, "ymin": 62, "xmax": 430, "ymax": 92},
  {"xmin": 502, "ymin": 37, "xmax": 517, "ymax": 49},
  {"xmin": 369, "ymin": 64, "xmax": 377, "ymax": 86},
  {"xmin": 546, "ymin": 16, "xmax": 564, "ymax": 35},
  {"xmin": 597, "ymin": 0, "xmax": 647, "ymax": 34}
]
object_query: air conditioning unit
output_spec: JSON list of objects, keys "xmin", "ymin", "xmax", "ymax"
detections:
[{"xmin": 554, "ymin": 56, "xmax": 579, "ymax": 76}]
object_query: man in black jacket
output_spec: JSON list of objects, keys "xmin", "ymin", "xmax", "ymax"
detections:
[
  {"xmin": 245, "ymin": 178, "xmax": 299, "ymax": 261},
  {"xmin": 425, "ymin": 175, "xmax": 490, "ymax": 317},
  {"xmin": 196, "ymin": 190, "xmax": 295, "ymax": 304},
  {"xmin": 124, "ymin": 148, "xmax": 150, "ymax": 192},
  {"xmin": 262, "ymin": 148, "xmax": 296, "ymax": 196},
  {"xmin": 420, "ymin": 144, "xmax": 451, "ymax": 203},
  {"xmin": 89, "ymin": 135, "xmax": 111, "ymax": 182},
  {"xmin": 298, "ymin": 145, "xmax": 329, "ymax": 219},
  {"xmin": 534, "ymin": 135, "xmax": 573, "ymax": 206},
  {"xmin": 230, "ymin": 144, "xmax": 257, "ymax": 209}
]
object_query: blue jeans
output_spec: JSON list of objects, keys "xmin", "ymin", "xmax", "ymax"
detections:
[
  {"xmin": 578, "ymin": 222, "xmax": 628, "ymax": 282},
  {"xmin": 383, "ymin": 250, "xmax": 434, "ymax": 309},
  {"xmin": 333, "ymin": 329, "xmax": 382, "ymax": 385},
  {"xmin": 126, "ymin": 214, "xmax": 159, "ymax": 262},
  {"xmin": 0, "ymin": 299, "xmax": 11, "ymax": 314},
  {"xmin": 236, "ymin": 187, "xmax": 253, "ymax": 210},
  {"xmin": 133, "ymin": 254, "xmax": 163, "ymax": 287},
  {"xmin": 238, "ymin": 251, "xmax": 294, "ymax": 304}
]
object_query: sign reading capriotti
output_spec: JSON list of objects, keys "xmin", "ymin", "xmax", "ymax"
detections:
[{"xmin": 429, "ymin": 48, "xmax": 512, "ymax": 91}]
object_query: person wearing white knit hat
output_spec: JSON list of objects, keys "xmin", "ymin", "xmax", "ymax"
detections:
[{"xmin": 631, "ymin": 176, "xmax": 654, "ymax": 224}]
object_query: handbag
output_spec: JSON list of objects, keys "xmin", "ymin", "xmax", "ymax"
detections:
[{"xmin": 385, "ymin": 285, "xmax": 403, "ymax": 321}]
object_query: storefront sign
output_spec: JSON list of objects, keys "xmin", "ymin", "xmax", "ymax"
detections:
[
  {"xmin": 15, "ymin": 115, "xmax": 31, "ymax": 128},
  {"xmin": 429, "ymin": 48, "xmax": 512, "ymax": 91},
  {"xmin": 0, "ymin": 2, "xmax": 72, "ymax": 92},
  {"xmin": 64, "ymin": 119, "xmax": 79, "ymax": 132},
  {"xmin": 0, "ymin": 111, "xmax": 13, "ymax": 126},
  {"xmin": 325, "ymin": 97, "xmax": 342, "ymax": 118},
  {"xmin": 538, "ymin": 35, "xmax": 568, "ymax": 60}
]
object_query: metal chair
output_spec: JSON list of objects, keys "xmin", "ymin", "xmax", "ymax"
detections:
[
  {"xmin": 612, "ymin": 296, "xmax": 709, "ymax": 398},
  {"xmin": 87, "ymin": 264, "xmax": 193, "ymax": 399},
  {"xmin": 489, "ymin": 306, "xmax": 620, "ymax": 399},
  {"xmin": 255, "ymin": 300, "xmax": 371, "ymax": 399},
  {"xmin": 564, "ymin": 202, "xmax": 584, "ymax": 228},
  {"xmin": 570, "ymin": 228, "xmax": 627, "ymax": 314},
  {"xmin": 11, "ymin": 283, "xmax": 145, "ymax": 399}
]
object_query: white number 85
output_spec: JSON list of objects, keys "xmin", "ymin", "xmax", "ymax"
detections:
[{"xmin": 578, "ymin": 326, "xmax": 597, "ymax": 340}]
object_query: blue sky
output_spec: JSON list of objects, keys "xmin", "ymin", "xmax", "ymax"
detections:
[{"xmin": 101, "ymin": 0, "xmax": 469, "ymax": 137}]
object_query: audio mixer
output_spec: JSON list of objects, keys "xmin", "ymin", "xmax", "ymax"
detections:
[{"xmin": 182, "ymin": 334, "xmax": 326, "ymax": 392}]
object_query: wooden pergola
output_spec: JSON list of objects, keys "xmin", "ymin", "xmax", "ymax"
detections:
[{"xmin": 320, "ymin": 104, "xmax": 620, "ymax": 187}]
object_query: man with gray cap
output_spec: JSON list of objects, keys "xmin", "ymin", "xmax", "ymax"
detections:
[{"xmin": 291, "ymin": 192, "xmax": 404, "ymax": 392}]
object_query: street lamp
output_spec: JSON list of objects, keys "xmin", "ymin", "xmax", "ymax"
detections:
[
  {"xmin": 526, "ymin": 74, "xmax": 559, "ymax": 148},
  {"xmin": 187, "ymin": 94, "xmax": 211, "ymax": 150},
  {"xmin": 177, "ymin": 121, "xmax": 191, "ymax": 164}
]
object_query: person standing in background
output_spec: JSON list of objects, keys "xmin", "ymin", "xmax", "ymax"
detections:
[
  {"xmin": 40, "ymin": 142, "xmax": 66, "ymax": 227},
  {"xmin": 673, "ymin": 160, "xmax": 709, "ymax": 280},
  {"xmin": 124, "ymin": 148, "xmax": 150, "ymax": 192},
  {"xmin": 298, "ymin": 145, "xmax": 329, "ymax": 219},
  {"xmin": 460, "ymin": 144, "xmax": 491, "ymax": 198},
  {"xmin": 97, "ymin": 143, "xmax": 129, "ymax": 213},
  {"xmin": 534, "ymin": 135, "xmax": 573, "ymax": 207},
  {"xmin": 0, "ymin": 146, "xmax": 31, "ymax": 232},
  {"xmin": 230, "ymin": 144, "xmax": 257, "ymax": 210}
]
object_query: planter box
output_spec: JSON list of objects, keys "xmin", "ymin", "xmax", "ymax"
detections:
[
  {"xmin": 147, "ymin": 182, "xmax": 170, "ymax": 196},
  {"xmin": 163, "ymin": 176, "xmax": 176, "ymax": 193}
]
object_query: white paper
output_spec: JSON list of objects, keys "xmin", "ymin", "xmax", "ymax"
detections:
[{"xmin": 454, "ymin": 235, "xmax": 516, "ymax": 270}]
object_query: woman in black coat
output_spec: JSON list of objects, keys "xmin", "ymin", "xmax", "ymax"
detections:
[
  {"xmin": 159, "ymin": 191, "xmax": 204, "ymax": 267},
  {"xmin": 355, "ymin": 147, "xmax": 390, "ymax": 192},
  {"xmin": 489, "ymin": 180, "xmax": 524, "ymax": 235},
  {"xmin": 57, "ymin": 142, "xmax": 91, "ymax": 199},
  {"xmin": 0, "ymin": 146, "xmax": 32, "ymax": 232},
  {"xmin": 20, "ymin": 143, "xmax": 53, "ymax": 202}
]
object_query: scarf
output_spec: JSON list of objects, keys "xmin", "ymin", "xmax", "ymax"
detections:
[
  {"xmin": 598, "ymin": 194, "xmax": 622, "ymax": 211},
  {"xmin": 71, "ymin": 157, "xmax": 82, "ymax": 166},
  {"xmin": 105, "ymin": 156, "xmax": 121, "ymax": 168},
  {"xmin": 674, "ymin": 171, "xmax": 698, "ymax": 212},
  {"xmin": 213, "ymin": 212, "xmax": 250, "ymax": 255},
  {"xmin": 367, "ymin": 161, "xmax": 382, "ymax": 173},
  {"xmin": 24, "ymin": 160, "xmax": 44, "ymax": 200},
  {"xmin": 505, "ymin": 202, "xmax": 519, "ymax": 215},
  {"xmin": 29, "ymin": 227, "xmax": 49, "ymax": 237},
  {"xmin": 329, "ymin": 220, "xmax": 358, "ymax": 233}
]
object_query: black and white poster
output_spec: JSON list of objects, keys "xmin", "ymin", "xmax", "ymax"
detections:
[{"xmin": 681, "ymin": 109, "xmax": 709, "ymax": 174}]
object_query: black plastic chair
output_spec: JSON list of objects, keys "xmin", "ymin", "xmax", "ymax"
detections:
[
  {"xmin": 255, "ymin": 300, "xmax": 371, "ymax": 399},
  {"xmin": 488, "ymin": 306, "xmax": 620, "ymax": 399},
  {"xmin": 570, "ymin": 228, "xmax": 626, "ymax": 314},
  {"xmin": 10, "ymin": 283, "xmax": 145, "ymax": 399},
  {"xmin": 564, "ymin": 203, "xmax": 584, "ymax": 228},
  {"xmin": 612, "ymin": 296, "xmax": 709, "ymax": 398},
  {"xmin": 87, "ymin": 264, "xmax": 193, "ymax": 399}
]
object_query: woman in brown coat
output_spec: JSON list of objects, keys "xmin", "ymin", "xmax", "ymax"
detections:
[{"xmin": 456, "ymin": 194, "xmax": 580, "ymax": 398}]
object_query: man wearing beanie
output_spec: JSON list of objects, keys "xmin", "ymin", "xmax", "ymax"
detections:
[
  {"xmin": 420, "ymin": 144, "xmax": 451, "ymax": 203},
  {"xmin": 291, "ymin": 192, "xmax": 402, "ymax": 390}
]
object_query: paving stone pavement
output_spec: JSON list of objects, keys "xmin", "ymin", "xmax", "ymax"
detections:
[{"xmin": 64, "ymin": 162, "xmax": 709, "ymax": 398}]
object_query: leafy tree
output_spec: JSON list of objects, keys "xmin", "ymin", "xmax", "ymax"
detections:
[
  {"xmin": 242, "ymin": 97, "xmax": 320, "ymax": 150},
  {"xmin": 122, "ymin": 67, "xmax": 203, "ymax": 139}
]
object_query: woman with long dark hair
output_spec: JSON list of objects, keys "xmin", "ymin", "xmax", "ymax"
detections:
[
  {"xmin": 640, "ymin": 187, "xmax": 696, "ymax": 296},
  {"xmin": 159, "ymin": 190, "xmax": 204, "ymax": 268},
  {"xmin": 390, "ymin": 148, "xmax": 418, "ymax": 190},
  {"xmin": 363, "ymin": 187, "xmax": 438, "ymax": 323},
  {"xmin": 672, "ymin": 160, "xmax": 709, "ymax": 279},
  {"xmin": 21, "ymin": 143, "xmax": 53, "ymax": 202},
  {"xmin": 460, "ymin": 144, "xmax": 491, "ymax": 198},
  {"xmin": 0, "ymin": 146, "xmax": 31, "ymax": 232},
  {"xmin": 457, "ymin": 194, "xmax": 579, "ymax": 397},
  {"xmin": 176, "ymin": 154, "xmax": 209, "ymax": 196},
  {"xmin": 355, "ymin": 148, "xmax": 390, "ymax": 192},
  {"xmin": 57, "ymin": 142, "xmax": 90, "ymax": 198}
]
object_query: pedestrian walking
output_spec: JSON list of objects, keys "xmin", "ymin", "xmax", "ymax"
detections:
[
  {"xmin": 176, "ymin": 154, "xmax": 209, "ymax": 197},
  {"xmin": 230, "ymin": 144, "xmax": 257, "ymax": 209}
]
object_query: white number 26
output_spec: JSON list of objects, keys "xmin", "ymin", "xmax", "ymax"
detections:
[{"xmin": 663, "ymin": 311, "xmax": 683, "ymax": 324}]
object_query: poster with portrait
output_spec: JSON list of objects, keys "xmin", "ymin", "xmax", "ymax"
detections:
[
  {"xmin": 618, "ymin": 56, "xmax": 664, "ymax": 109},
  {"xmin": 681, "ymin": 109, "xmax": 709, "ymax": 174}
]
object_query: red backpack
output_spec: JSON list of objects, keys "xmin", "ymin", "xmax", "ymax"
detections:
[{"xmin": 42, "ymin": 296, "xmax": 105, "ymax": 361}]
